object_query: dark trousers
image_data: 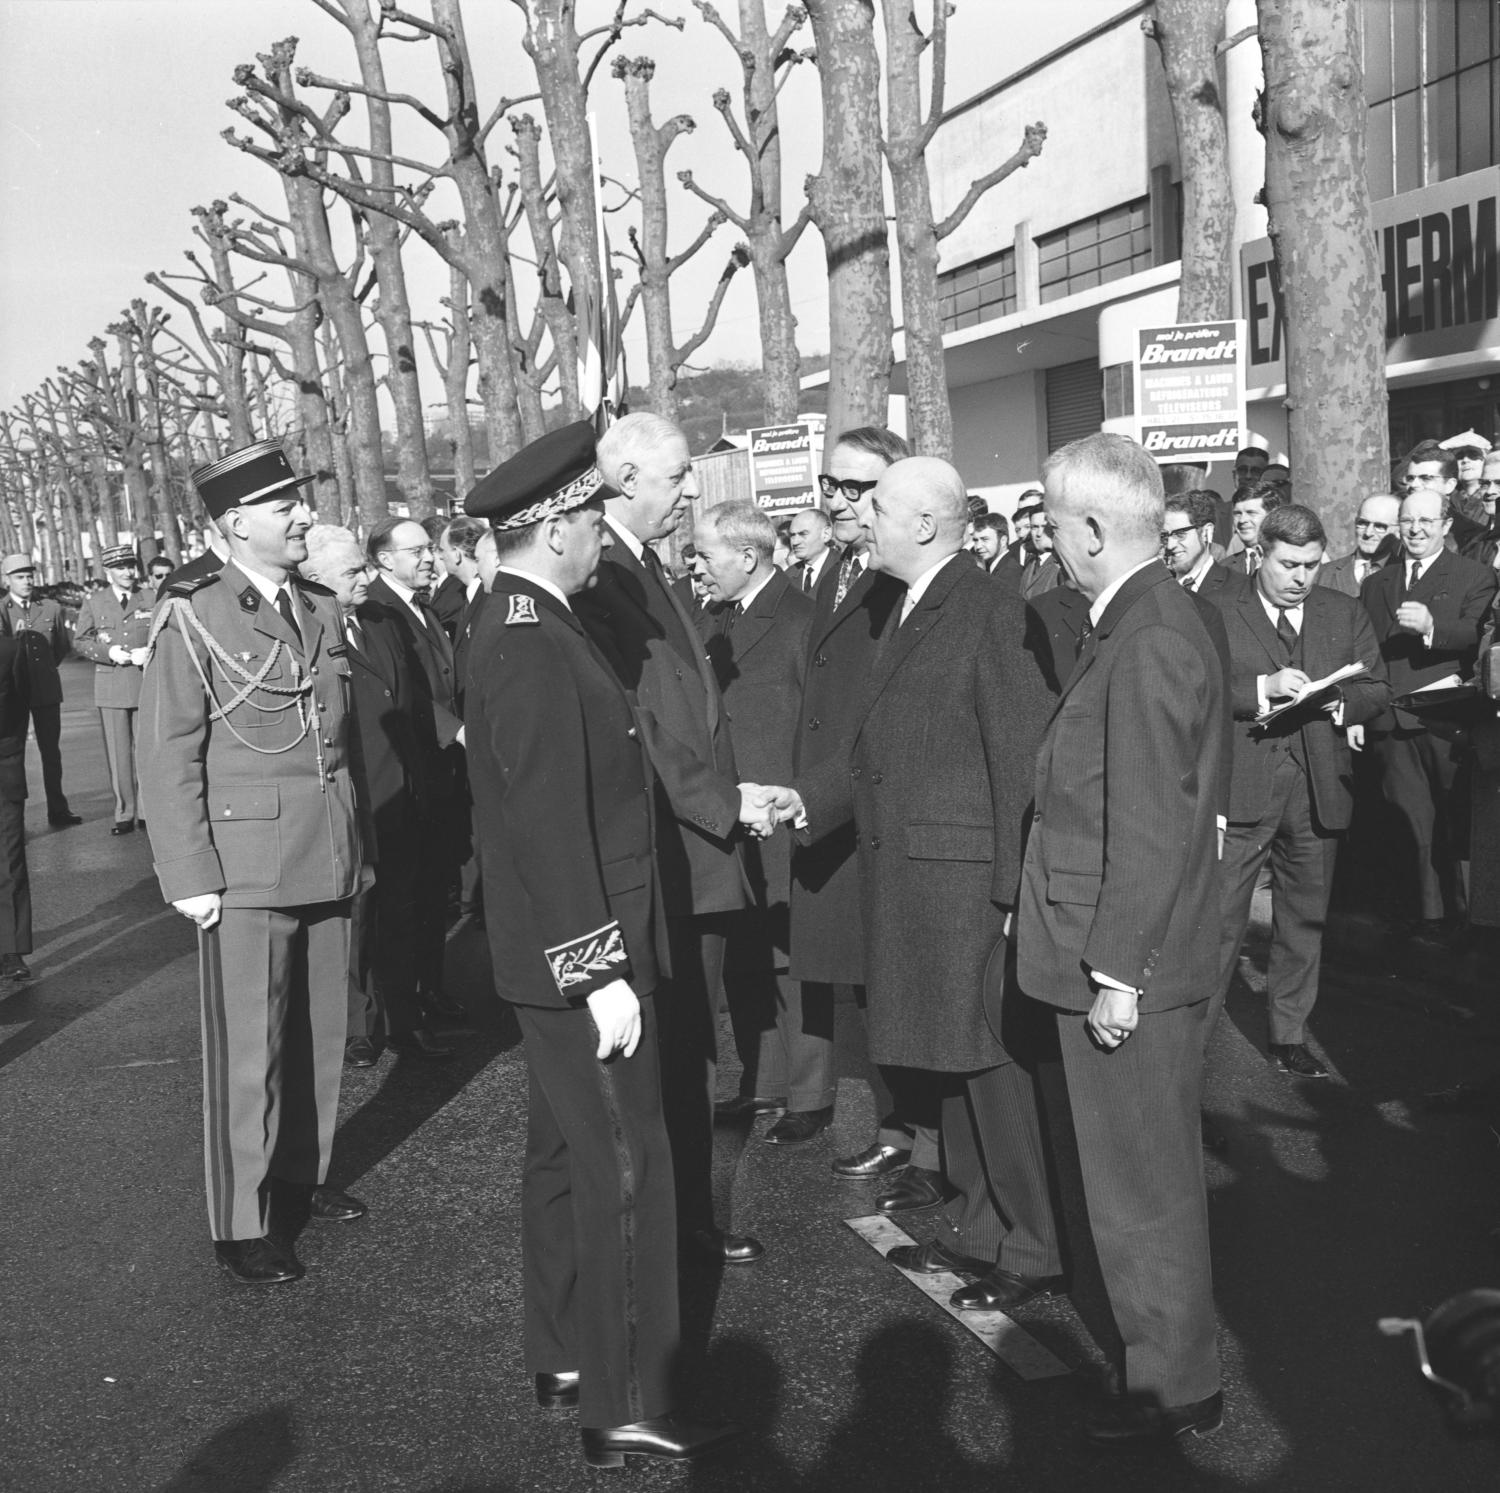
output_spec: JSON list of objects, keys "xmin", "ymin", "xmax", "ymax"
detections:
[
  {"xmin": 516, "ymin": 997, "xmax": 679, "ymax": 1430},
  {"xmin": 933, "ymin": 1059, "xmax": 1061, "ymax": 1276},
  {"xmin": 659, "ymin": 912, "xmax": 732, "ymax": 1235},
  {"xmin": 347, "ymin": 857, "xmax": 426, "ymax": 1042},
  {"xmin": 0, "ymin": 796, "xmax": 30, "ymax": 954},
  {"xmin": 724, "ymin": 905, "xmax": 835, "ymax": 1112},
  {"xmin": 1375, "ymin": 727, "xmax": 1467, "ymax": 921},
  {"xmin": 198, "ymin": 901, "xmax": 351, "ymax": 1241},
  {"xmin": 29, "ymin": 702, "xmax": 66, "ymax": 814},
  {"xmin": 836, "ymin": 982, "xmax": 941, "ymax": 1161},
  {"xmin": 1217, "ymin": 758, "xmax": 1340, "ymax": 1045},
  {"xmin": 1041, "ymin": 995, "xmax": 1219, "ymax": 1406}
]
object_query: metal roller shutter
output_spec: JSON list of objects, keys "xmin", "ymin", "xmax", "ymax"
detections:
[{"xmin": 1045, "ymin": 359, "xmax": 1104, "ymax": 452}]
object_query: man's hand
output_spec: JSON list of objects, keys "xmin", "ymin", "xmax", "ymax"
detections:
[
  {"xmin": 1395, "ymin": 600, "xmax": 1435, "ymax": 637},
  {"xmin": 173, "ymin": 893, "xmax": 223, "ymax": 931},
  {"xmin": 1086, "ymin": 983, "xmax": 1139, "ymax": 1050},
  {"xmin": 586, "ymin": 978, "xmax": 642, "ymax": 1060},
  {"xmin": 763, "ymin": 785, "xmax": 805, "ymax": 826},
  {"xmin": 738, "ymin": 783, "xmax": 778, "ymax": 839},
  {"xmin": 108, "ymin": 645, "xmax": 132, "ymax": 666},
  {"xmin": 128, "ymin": 646, "xmax": 150, "ymax": 668},
  {"xmin": 1346, "ymin": 723, "xmax": 1365, "ymax": 751},
  {"xmin": 1264, "ymin": 667, "xmax": 1311, "ymax": 701},
  {"xmin": 358, "ymin": 863, "xmax": 377, "ymax": 893}
]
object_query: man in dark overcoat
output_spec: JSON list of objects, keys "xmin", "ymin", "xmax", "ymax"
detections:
[
  {"xmin": 792, "ymin": 457, "xmax": 1062, "ymax": 1301},
  {"xmin": 576, "ymin": 411, "xmax": 768, "ymax": 1265},
  {"xmin": 0, "ymin": 618, "xmax": 32, "ymax": 982},
  {"xmin": 463, "ymin": 422, "xmax": 738, "ymax": 1468},
  {"xmin": 1017, "ymin": 432, "xmax": 1225, "ymax": 1447},
  {"xmin": 138, "ymin": 440, "xmax": 370, "ymax": 1285},
  {"xmin": 694, "ymin": 500, "xmax": 821, "ymax": 1141}
]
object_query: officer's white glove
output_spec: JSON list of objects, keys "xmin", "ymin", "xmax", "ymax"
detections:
[
  {"xmin": 108, "ymin": 645, "xmax": 132, "ymax": 665},
  {"xmin": 128, "ymin": 646, "xmax": 150, "ymax": 668},
  {"xmin": 586, "ymin": 978, "xmax": 641, "ymax": 1060},
  {"xmin": 173, "ymin": 893, "xmax": 223, "ymax": 931}
]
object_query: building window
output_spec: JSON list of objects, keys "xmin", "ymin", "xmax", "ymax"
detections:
[
  {"xmin": 1362, "ymin": 0, "xmax": 1499, "ymax": 200},
  {"xmin": 1102, "ymin": 362, "xmax": 1135, "ymax": 421},
  {"xmin": 936, "ymin": 246, "xmax": 1017, "ymax": 333},
  {"xmin": 1037, "ymin": 198, "xmax": 1153, "ymax": 304}
]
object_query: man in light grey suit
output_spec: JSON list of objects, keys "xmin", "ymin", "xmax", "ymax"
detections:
[{"xmin": 1319, "ymin": 493, "xmax": 1400, "ymax": 597}]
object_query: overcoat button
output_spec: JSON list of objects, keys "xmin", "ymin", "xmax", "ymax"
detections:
[
  {"xmin": 870, "ymin": 835, "xmax": 881, "ymax": 849},
  {"xmin": 808, "ymin": 718, "xmax": 821, "ymax": 730}
]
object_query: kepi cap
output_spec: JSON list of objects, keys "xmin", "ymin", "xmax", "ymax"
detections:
[
  {"xmin": 1, "ymin": 554, "xmax": 35, "ymax": 576},
  {"xmin": 1440, "ymin": 430, "xmax": 1492, "ymax": 454},
  {"xmin": 192, "ymin": 438, "xmax": 314, "ymax": 519},
  {"xmin": 100, "ymin": 545, "xmax": 138, "ymax": 569},
  {"xmin": 464, "ymin": 420, "xmax": 607, "ymax": 530}
]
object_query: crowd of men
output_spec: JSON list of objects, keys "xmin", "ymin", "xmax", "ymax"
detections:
[{"xmin": 3, "ymin": 413, "xmax": 1498, "ymax": 1468}]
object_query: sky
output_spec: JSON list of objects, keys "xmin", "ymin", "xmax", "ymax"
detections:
[{"xmin": 0, "ymin": 0, "xmax": 1125, "ymax": 414}]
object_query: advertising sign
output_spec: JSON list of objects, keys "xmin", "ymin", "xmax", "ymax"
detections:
[
  {"xmin": 748, "ymin": 422, "xmax": 818, "ymax": 513},
  {"xmin": 1241, "ymin": 165, "xmax": 1499, "ymax": 396},
  {"xmin": 1134, "ymin": 320, "xmax": 1246, "ymax": 463}
]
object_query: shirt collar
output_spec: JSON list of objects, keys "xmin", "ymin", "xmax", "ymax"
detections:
[
  {"xmin": 903, "ymin": 550, "xmax": 960, "ymax": 613},
  {"xmin": 603, "ymin": 515, "xmax": 647, "ymax": 564},
  {"xmin": 1406, "ymin": 550, "xmax": 1441, "ymax": 580},
  {"xmin": 1088, "ymin": 557, "xmax": 1161, "ymax": 626},
  {"xmin": 465, "ymin": 575, "xmax": 482, "ymax": 601},
  {"xmin": 1186, "ymin": 550, "xmax": 1215, "ymax": 588},
  {"xmin": 734, "ymin": 567, "xmax": 776, "ymax": 613},
  {"xmin": 495, "ymin": 566, "xmax": 572, "ymax": 612},
  {"xmin": 225, "ymin": 559, "xmax": 293, "ymax": 608},
  {"xmin": 1257, "ymin": 589, "xmax": 1303, "ymax": 625}
]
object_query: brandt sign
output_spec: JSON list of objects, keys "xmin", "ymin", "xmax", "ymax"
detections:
[
  {"xmin": 1242, "ymin": 165, "xmax": 1499, "ymax": 394},
  {"xmin": 748, "ymin": 422, "xmax": 819, "ymax": 514},
  {"xmin": 1134, "ymin": 320, "xmax": 1246, "ymax": 464}
]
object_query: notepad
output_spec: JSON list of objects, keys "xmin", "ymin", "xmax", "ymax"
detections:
[{"xmin": 1256, "ymin": 662, "xmax": 1366, "ymax": 725}]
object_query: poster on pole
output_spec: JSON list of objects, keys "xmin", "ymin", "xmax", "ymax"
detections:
[
  {"xmin": 748, "ymin": 423, "xmax": 819, "ymax": 513},
  {"xmin": 1134, "ymin": 320, "xmax": 1246, "ymax": 464}
]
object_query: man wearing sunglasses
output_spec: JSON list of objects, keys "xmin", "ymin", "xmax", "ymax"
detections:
[{"xmin": 1320, "ymin": 494, "xmax": 1401, "ymax": 597}]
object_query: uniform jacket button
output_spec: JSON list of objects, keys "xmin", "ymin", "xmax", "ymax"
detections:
[
  {"xmin": 850, "ymin": 766, "xmax": 862, "ymax": 778},
  {"xmin": 815, "ymin": 653, "xmax": 827, "ymax": 667},
  {"xmin": 871, "ymin": 771, "xmax": 883, "ymax": 784},
  {"xmin": 627, "ymin": 727, "xmax": 638, "ymax": 737},
  {"xmin": 808, "ymin": 718, "xmax": 821, "ymax": 731},
  {"xmin": 870, "ymin": 835, "xmax": 881, "ymax": 849}
]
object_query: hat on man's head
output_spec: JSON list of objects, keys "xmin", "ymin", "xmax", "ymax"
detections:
[
  {"xmin": 1, "ymin": 554, "xmax": 35, "ymax": 577},
  {"xmin": 464, "ymin": 420, "xmax": 607, "ymax": 530},
  {"xmin": 192, "ymin": 438, "xmax": 314, "ymax": 520},
  {"xmin": 100, "ymin": 545, "xmax": 138, "ymax": 569},
  {"xmin": 1440, "ymin": 430, "xmax": 1492, "ymax": 455}
]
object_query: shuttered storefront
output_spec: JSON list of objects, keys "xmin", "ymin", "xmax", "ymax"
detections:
[{"xmin": 1045, "ymin": 359, "xmax": 1104, "ymax": 452}]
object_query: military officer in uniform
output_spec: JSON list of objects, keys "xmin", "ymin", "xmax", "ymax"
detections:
[
  {"xmin": 138, "ymin": 439, "xmax": 370, "ymax": 1286},
  {"xmin": 73, "ymin": 546, "xmax": 155, "ymax": 834},
  {"xmin": 463, "ymin": 422, "xmax": 738, "ymax": 1469},
  {"xmin": 1, "ymin": 554, "xmax": 79, "ymax": 827}
]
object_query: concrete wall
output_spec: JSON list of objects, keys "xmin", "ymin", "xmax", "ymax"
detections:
[{"xmin": 950, "ymin": 371, "xmax": 1048, "ymax": 494}]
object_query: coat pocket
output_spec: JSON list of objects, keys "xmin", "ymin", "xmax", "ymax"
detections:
[
  {"xmin": 906, "ymin": 822, "xmax": 993, "ymax": 862},
  {"xmin": 601, "ymin": 855, "xmax": 649, "ymax": 896},
  {"xmin": 210, "ymin": 784, "xmax": 281, "ymax": 893},
  {"xmin": 1046, "ymin": 869, "xmax": 1101, "ymax": 906}
]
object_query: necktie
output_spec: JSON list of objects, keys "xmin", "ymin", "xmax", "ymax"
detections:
[
  {"xmin": 1179, "ymin": 574, "xmax": 1195, "ymax": 590},
  {"xmin": 345, "ymin": 613, "xmax": 361, "ymax": 649},
  {"xmin": 276, "ymin": 588, "xmax": 302, "ymax": 644},
  {"xmin": 801, "ymin": 563, "xmax": 814, "ymax": 594},
  {"xmin": 834, "ymin": 551, "xmax": 860, "ymax": 608},
  {"xmin": 1406, "ymin": 561, "xmax": 1419, "ymax": 596},
  {"xmin": 1276, "ymin": 607, "xmax": 1298, "ymax": 659},
  {"xmin": 717, "ymin": 602, "xmax": 742, "ymax": 639},
  {"xmin": 1076, "ymin": 616, "xmax": 1095, "ymax": 658},
  {"xmin": 1246, "ymin": 550, "xmax": 1261, "ymax": 575}
]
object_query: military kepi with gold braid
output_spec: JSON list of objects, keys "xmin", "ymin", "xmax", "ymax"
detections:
[
  {"xmin": 463, "ymin": 419, "xmax": 606, "ymax": 530},
  {"xmin": 192, "ymin": 439, "xmax": 316, "ymax": 519}
]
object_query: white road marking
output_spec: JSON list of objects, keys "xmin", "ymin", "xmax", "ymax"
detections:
[{"xmin": 845, "ymin": 1214, "xmax": 1071, "ymax": 1381}]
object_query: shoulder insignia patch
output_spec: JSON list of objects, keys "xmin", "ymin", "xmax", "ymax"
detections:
[
  {"xmin": 167, "ymin": 573, "xmax": 220, "ymax": 597},
  {"xmin": 505, "ymin": 593, "xmax": 540, "ymax": 626}
]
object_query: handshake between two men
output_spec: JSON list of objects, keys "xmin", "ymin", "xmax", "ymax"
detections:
[{"xmin": 737, "ymin": 783, "xmax": 805, "ymax": 840}]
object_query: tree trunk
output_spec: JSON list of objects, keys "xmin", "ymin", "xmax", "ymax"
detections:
[
  {"xmin": 338, "ymin": 0, "xmax": 435, "ymax": 516},
  {"xmin": 319, "ymin": 321, "xmax": 358, "ymax": 530},
  {"xmin": 443, "ymin": 248, "xmax": 478, "ymax": 497},
  {"xmin": 1257, "ymin": 0, "xmax": 1387, "ymax": 534},
  {"xmin": 805, "ymin": 0, "xmax": 892, "ymax": 438},
  {"xmin": 1146, "ymin": 0, "xmax": 1235, "ymax": 320},
  {"xmin": 130, "ymin": 304, "xmax": 185, "ymax": 564},
  {"xmin": 96, "ymin": 335, "xmax": 154, "ymax": 554}
]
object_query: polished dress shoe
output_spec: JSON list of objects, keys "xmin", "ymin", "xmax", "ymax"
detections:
[
  {"xmin": 886, "ymin": 1237, "xmax": 990, "ymax": 1276},
  {"xmin": 388, "ymin": 1027, "xmax": 454, "ymax": 1059},
  {"xmin": 214, "ymin": 1237, "xmax": 303, "ymax": 1285},
  {"xmin": 1270, "ymin": 1042, "xmax": 1329, "ymax": 1079},
  {"xmin": 344, "ymin": 1036, "xmax": 378, "ymax": 1068},
  {"xmin": 48, "ymin": 811, "xmax": 82, "ymax": 827},
  {"xmin": 422, "ymin": 990, "xmax": 467, "ymax": 1023},
  {"xmin": 764, "ymin": 1106, "xmax": 832, "ymax": 1145},
  {"xmin": 714, "ymin": 1094, "xmax": 785, "ymax": 1119},
  {"xmin": 832, "ymin": 1142, "xmax": 911, "ymax": 1178},
  {"xmin": 581, "ymin": 1415, "xmax": 741, "ymax": 1468},
  {"xmin": 950, "ymin": 1267, "xmax": 1064, "ymax": 1311},
  {"xmin": 875, "ymin": 1164, "xmax": 945, "ymax": 1214},
  {"xmin": 535, "ymin": 1370, "xmax": 580, "ymax": 1410},
  {"xmin": 110, "ymin": 821, "xmax": 135, "ymax": 836},
  {"xmin": 683, "ymin": 1227, "xmax": 764, "ymax": 1265},
  {"xmin": 0, "ymin": 954, "xmax": 32, "ymax": 982},
  {"xmin": 1084, "ymin": 1389, "xmax": 1223, "ymax": 1448},
  {"xmin": 308, "ymin": 1185, "xmax": 367, "ymax": 1222}
]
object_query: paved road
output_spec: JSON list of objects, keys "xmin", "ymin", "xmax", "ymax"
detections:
[{"xmin": 2, "ymin": 662, "xmax": 1497, "ymax": 1490}]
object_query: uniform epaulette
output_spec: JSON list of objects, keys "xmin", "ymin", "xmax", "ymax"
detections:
[
  {"xmin": 167, "ymin": 573, "xmax": 220, "ymax": 598},
  {"xmin": 296, "ymin": 577, "xmax": 337, "ymax": 598}
]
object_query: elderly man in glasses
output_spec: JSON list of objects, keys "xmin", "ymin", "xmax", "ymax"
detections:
[{"xmin": 1320, "ymin": 493, "xmax": 1402, "ymax": 597}]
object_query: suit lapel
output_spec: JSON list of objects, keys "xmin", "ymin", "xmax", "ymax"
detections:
[
  {"xmin": 1237, "ymin": 589, "xmax": 1285, "ymax": 669},
  {"xmin": 1050, "ymin": 562, "xmax": 1169, "ymax": 716},
  {"xmin": 730, "ymin": 569, "xmax": 786, "ymax": 662},
  {"xmin": 855, "ymin": 555, "xmax": 965, "ymax": 736}
]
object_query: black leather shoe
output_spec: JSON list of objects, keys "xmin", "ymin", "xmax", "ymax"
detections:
[
  {"xmin": 886, "ymin": 1237, "xmax": 990, "ymax": 1276},
  {"xmin": 1270, "ymin": 1042, "xmax": 1329, "ymax": 1079},
  {"xmin": 581, "ymin": 1415, "xmax": 741, "ymax": 1468},
  {"xmin": 1084, "ymin": 1389, "xmax": 1224, "ymax": 1448},
  {"xmin": 764, "ymin": 1106, "xmax": 833, "ymax": 1144},
  {"xmin": 832, "ymin": 1142, "xmax": 911, "ymax": 1178},
  {"xmin": 876, "ymin": 1165, "xmax": 945, "ymax": 1214},
  {"xmin": 308, "ymin": 1185, "xmax": 367, "ymax": 1222},
  {"xmin": 714, "ymin": 1094, "xmax": 785, "ymax": 1119},
  {"xmin": 389, "ymin": 1027, "xmax": 454, "ymax": 1059},
  {"xmin": 684, "ymin": 1227, "xmax": 764, "ymax": 1265},
  {"xmin": 110, "ymin": 821, "xmax": 135, "ymax": 836},
  {"xmin": 535, "ymin": 1370, "xmax": 580, "ymax": 1410},
  {"xmin": 214, "ymin": 1237, "xmax": 303, "ymax": 1285},
  {"xmin": 48, "ymin": 811, "xmax": 82, "ymax": 827},
  {"xmin": 0, "ymin": 954, "xmax": 32, "ymax": 982},
  {"xmin": 950, "ymin": 1267, "xmax": 1064, "ymax": 1311},
  {"xmin": 422, "ymin": 990, "xmax": 467, "ymax": 1023},
  {"xmin": 344, "ymin": 1036, "xmax": 378, "ymax": 1068}
]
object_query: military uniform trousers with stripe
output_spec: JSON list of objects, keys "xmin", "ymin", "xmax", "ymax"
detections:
[{"xmin": 199, "ymin": 899, "xmax": 351, "ymax": 1240}]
